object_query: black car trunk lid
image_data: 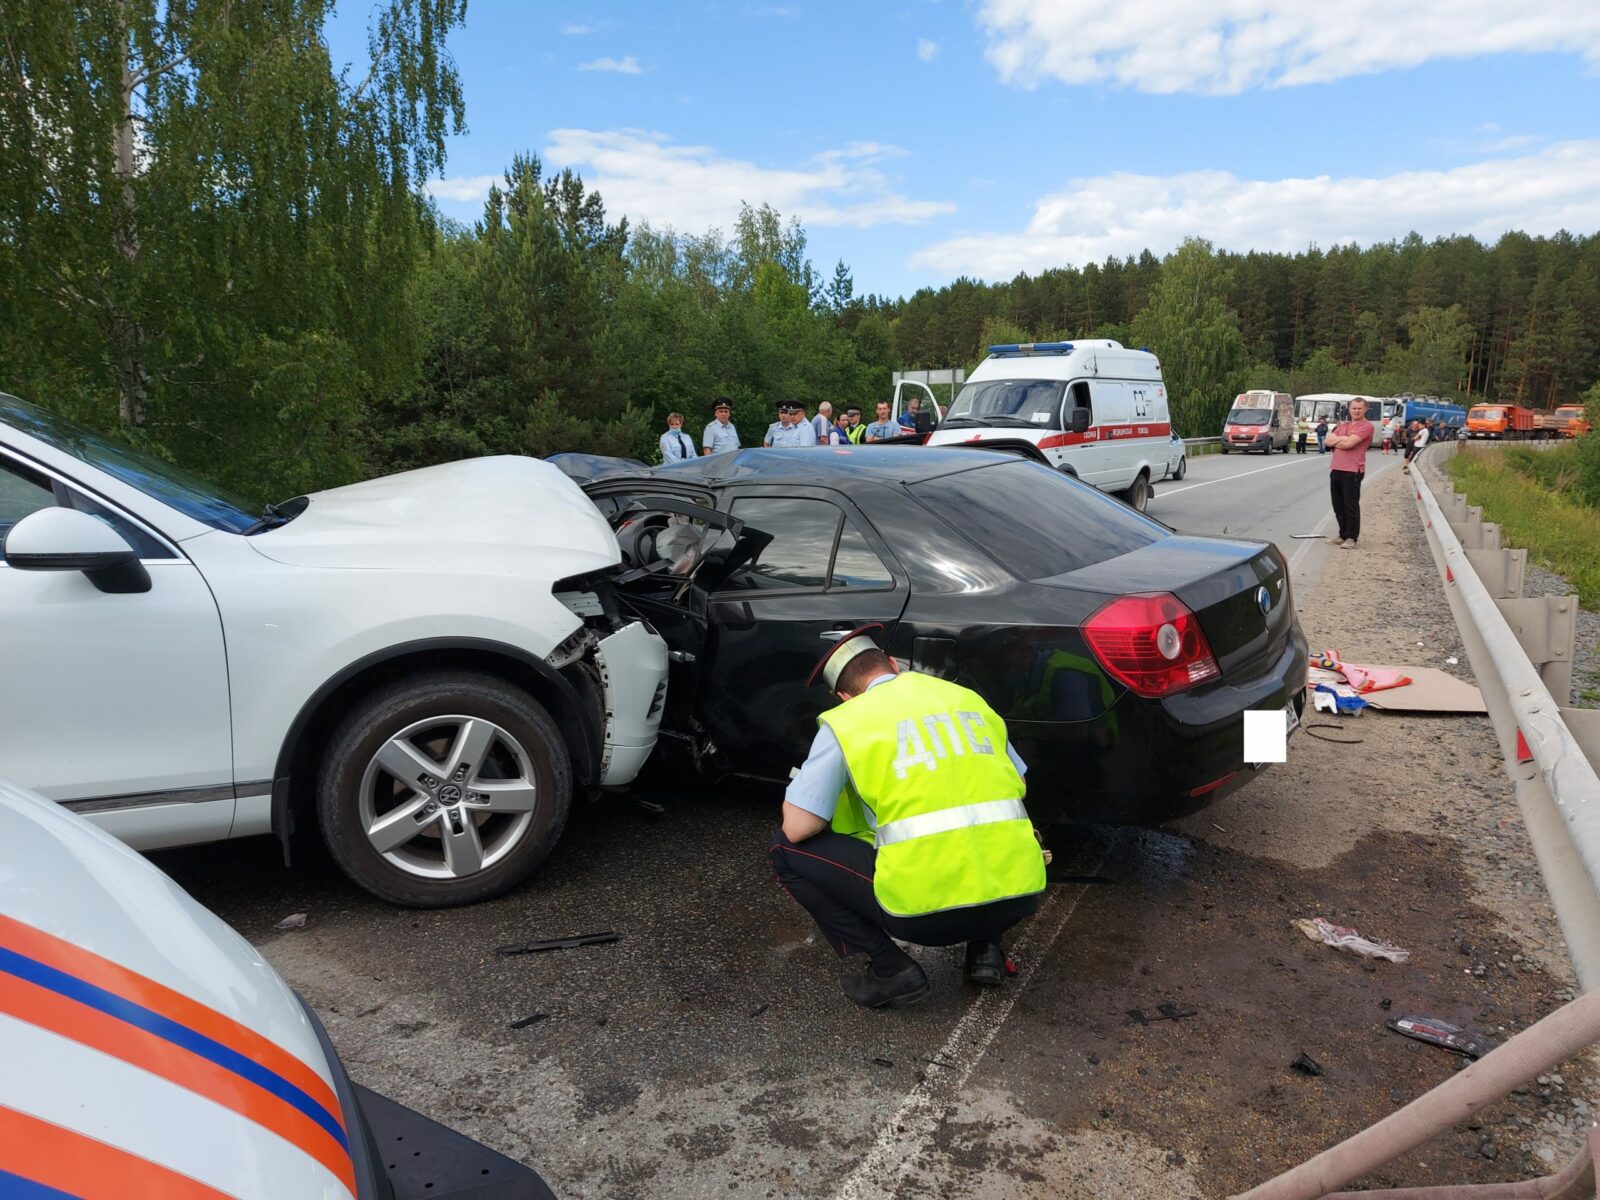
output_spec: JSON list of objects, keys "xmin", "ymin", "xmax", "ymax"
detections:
[{"xmin": 1036, "ymin": 536, "xmax": 1292, "ymax": 683}]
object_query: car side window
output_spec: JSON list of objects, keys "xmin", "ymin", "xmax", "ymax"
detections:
[
  {"xmin": 1068, "ymin": 380, "xmax": 1092, "ymax": 422},
  {"xmin": 0, "ymin": 454, "xmax": 173, "ymax": 562},
  {"xmin": 0, "ymin": 458, "xmax": 57, "ymax": 560},
  {"xmin": 724, "ymin": 497, "xmax": 836, "ymax": 590},
  {"xmin": 723, "ymin": 496, "xmax": 893, "ymax": 593},
  {"xmin": 830, "ymin": 520, "xmax": 892, "ymax": 590}
]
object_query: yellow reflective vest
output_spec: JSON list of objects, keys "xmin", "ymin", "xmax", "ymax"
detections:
[{"xmin": 818, "ymin": 672, "xmax": 1046, "ymax": 917}]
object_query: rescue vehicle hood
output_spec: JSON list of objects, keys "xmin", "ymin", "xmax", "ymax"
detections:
[{"xmin": 0, "ymin": 777, "xmax": 352, "ymax": 1196}]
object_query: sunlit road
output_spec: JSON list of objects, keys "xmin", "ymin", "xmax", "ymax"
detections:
[{"xmin": 1149, "ymin": 443, "xmax": 1404, "ymax": 588}]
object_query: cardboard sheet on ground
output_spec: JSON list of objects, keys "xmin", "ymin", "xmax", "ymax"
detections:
[{"xmin": 1360, "ymin": 666, "xmax": 1487, "ymax": 713}]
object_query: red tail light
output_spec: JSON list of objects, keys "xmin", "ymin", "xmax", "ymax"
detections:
[{"xmin": 1082, "ymin": 592, "xmax": 1221, "ymax": 698}]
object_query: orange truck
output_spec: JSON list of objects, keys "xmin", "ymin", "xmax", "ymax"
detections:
[
  {"xmin": 1554, "ymin": 404, "xmax": 1592, "ymax": 437},
  {"xmin": 1466, "ymin": 404, "xmax": 1537, "ymax": 439}
]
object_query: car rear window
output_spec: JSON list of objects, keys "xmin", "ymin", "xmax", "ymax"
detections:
[{"xmin": 911, "ymin": 460, "xmax": 1166, "ymax": 580}]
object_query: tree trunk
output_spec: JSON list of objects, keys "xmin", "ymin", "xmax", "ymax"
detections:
[{"xmin": 112, "ymin": 7, "xmax": 148, "ymax": 427}]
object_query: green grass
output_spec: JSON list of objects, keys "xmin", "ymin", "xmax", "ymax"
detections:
[{"xmin": 1445, "ymin": 444, "xmax": 1600, "ymax": 609}]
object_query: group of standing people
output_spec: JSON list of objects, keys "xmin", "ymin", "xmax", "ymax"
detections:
[
  {"xmin": 658, "ymin": 396, "xmax": 932, "ymax": 463},
  {"xmin": 1379, "ymin": 413, "xmax": 1432, "ymax": 473}
]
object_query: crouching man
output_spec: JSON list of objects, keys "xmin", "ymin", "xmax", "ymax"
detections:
[{"xmin": 767, "ymin": 626, "xmax": 1046, "ymax": 1008}]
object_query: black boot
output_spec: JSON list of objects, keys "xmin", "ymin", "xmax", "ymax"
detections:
[
  {"xmin": 841, "ymin": 961, "xmax": 930, "ymax": 1008},
  {"xmin": 965, "ymin": 941, "xmax": 1006, "ymax": 986}
]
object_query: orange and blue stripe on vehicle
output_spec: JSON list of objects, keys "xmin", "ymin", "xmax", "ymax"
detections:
[
  {"xmin": 0, "ymin": 1104, "xmax": 235, "ymax": 1199},
  {"xmin": 0, "ymin": 914, "xmax": 356, "ymax": 1198}
]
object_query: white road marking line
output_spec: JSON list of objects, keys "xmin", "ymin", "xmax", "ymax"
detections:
[
  {"xmin": 831, "ymin": 836, "xmax": 1117, "ymax": 1200},
  {"xmin": 1287, "ymin": 511, "xmax": 1336, "ymax": 575},
  {"xmin": 1154, "ymin": 454, "xmax": 1323, "ymax": 498}
]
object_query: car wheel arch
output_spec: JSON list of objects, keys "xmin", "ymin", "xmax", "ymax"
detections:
[{"xmin": 269, "ymin": 638, "xmax": 603, "ymax": 864}]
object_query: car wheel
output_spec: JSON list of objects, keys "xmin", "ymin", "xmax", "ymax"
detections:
[
  {"xmin": 1173, "ymin": 455, "xmax": 1186, "ymax": 481},
  {"xmin": 317, "ymin": 671, "xmax": 572, "ymax": 907},
  {"xmin": 1122, "ymin": 471, "xmax": 1151, "ymax": 512},
  {"xmin": 1219, "ymin": 446, "xmax": 1229, "ymax": 455}
]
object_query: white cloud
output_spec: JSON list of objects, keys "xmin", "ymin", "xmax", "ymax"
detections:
[
  {"xmin": 908, "ymin": 140, "xmax": 1600, "ymax": 279},
  {"xmin": 425, "ymin": 174, "xmax": 500, "ymax": 203},
  {"xmin": 579, "ymin": 55, "xmax": 644, "ymax": 75},
  {"xmin": 543, "ymin": 129, "xmax": 955, "ymax": 230},
  {"xmin": 917, "ymin": 38, "xmax": 940, "ymax": 62},
  {"xmin": 978, "ymin": 0, "xmax": 1600, "ymax": 93},
  {"xmin": 562, "ymin": 23, "xmax": 595, "ymax": 35}
]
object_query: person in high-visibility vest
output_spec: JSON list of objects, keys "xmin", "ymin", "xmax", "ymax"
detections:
[{"xmin": 768, "ymin": 625, "xmax": 1047, "ymax": 1008}]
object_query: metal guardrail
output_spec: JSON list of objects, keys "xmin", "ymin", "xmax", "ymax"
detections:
[
  {"xmin": 1183, "ymin": 436, "xmax": 1221, "ymax": 447},
  {"xmin": 1415, "ymin": 442, "xmax": 1600, "ymax": 986},
  {"xmin": 1235, "ymin": 440, "xmax": 1600, "ymax": 1199}
]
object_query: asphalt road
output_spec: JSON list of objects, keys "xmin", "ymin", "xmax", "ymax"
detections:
[
  {"xmin": 150, "ymin": 445, "xmax": 1566, "ymax": 1200},
  {"xmin": 1151, "ymin": 443, "xmax": 1404, "ymax": 593}
]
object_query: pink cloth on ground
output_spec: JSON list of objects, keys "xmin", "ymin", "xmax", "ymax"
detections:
[{"xmin": 1330, "ymin": 419, "xmax": 1374, "ymax": 472}]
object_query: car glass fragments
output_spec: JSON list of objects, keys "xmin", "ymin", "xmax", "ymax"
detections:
[
  {"xmin": 912, "ymin": 460, "xmax": 1166, "ymax": 580},
  {"xmin": 0, "ymin": 392, "xmax": 259, "ymax": 532},
  {"xmin": 946, "ymin": 379, "xmax": 1067, "ymax": 430}
]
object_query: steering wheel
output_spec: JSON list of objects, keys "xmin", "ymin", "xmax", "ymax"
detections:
[{"xmin": 616, "ymin": 514, "xmax": 671, "ymax": 570}]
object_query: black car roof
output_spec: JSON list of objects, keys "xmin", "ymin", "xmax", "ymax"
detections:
[{"xmin": 555, "ymin": 445, "xmax": 1010, "ymax": 488}]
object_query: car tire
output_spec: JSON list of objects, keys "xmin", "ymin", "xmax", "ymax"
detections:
[
  {"xmin": 1219, "ymin": 446, "xmax": 1229, "ymax": 455},
  {"xmin": 316, "ymin": 671, "xmax": 572, "ymax": 908},
  {"xmin": 1121, "ymin": 471, "xmax": 1151, "ymax": 512},
  {"xmin": 1173, "ymin": 456, "xmax": 1186, "ymax": 481}
]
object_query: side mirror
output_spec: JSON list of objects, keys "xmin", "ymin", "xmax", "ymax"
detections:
[
  {"xmin": 1070, "ymin": 408, "xmax": 1091, "ymax": 434},
  {"xmin": 3, "ymin": 507, "xmax": 151, "ymax": 594}
]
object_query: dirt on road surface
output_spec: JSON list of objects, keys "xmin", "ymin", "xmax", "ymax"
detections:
[{"xmin": 155, "ymin": 466, "xmax": 1593, "ymax": 1199}]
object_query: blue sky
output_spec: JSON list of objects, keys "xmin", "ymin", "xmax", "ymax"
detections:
[{"xmin": 331, "ymin": 1, "xmax": 1600, "ymax": 298}]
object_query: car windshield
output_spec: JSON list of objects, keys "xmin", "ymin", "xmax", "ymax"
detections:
[
  {"xmin": 1557, "ymin": 407, "xmax": 1583, "ymax": 417},
  {"xmin": 1227, "ymin": 408, "xmax": 1269, "ymax": 425},
  {"xmin": 1472, "ymin": 407, "xmax": 1505, "ymax": 419},
  {"xmin": 944, "ymin": 379, "xmax": 1065, "ymax": 429},
  {"xmin": 912, "ymin": 460, "xmax": 1166, "ymax": 580},
  {"xmin": 0, "ymin": 394, "xmax": 258, "ymax": 532}
]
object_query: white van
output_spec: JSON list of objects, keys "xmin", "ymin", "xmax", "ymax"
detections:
[
  {"xmin": 926, "ymin": 340, "xmax": 1170, "ymax": 510},
  {"xmin": 1221, "ymin": 390, "xmax": 1293, "ymax": 454}
]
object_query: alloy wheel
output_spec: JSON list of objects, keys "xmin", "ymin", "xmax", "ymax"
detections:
[{"xmin": 357, "ymin": 714, "xmax": 540, "ymax": 880}]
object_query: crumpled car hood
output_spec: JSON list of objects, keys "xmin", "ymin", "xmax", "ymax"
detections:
[{"xmin": 247, "ymin": 455, "xmax": 621, "ymax": 576}]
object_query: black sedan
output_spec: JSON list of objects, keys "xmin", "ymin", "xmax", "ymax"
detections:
[{"xmin": 555, "ymin": 446, "xmax": 1307, "ymax": 824}]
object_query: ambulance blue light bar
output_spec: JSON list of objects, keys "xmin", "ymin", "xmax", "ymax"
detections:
[{"xmin": 987, "ymin": 341, "xmax": 1075, "ymax": 356}]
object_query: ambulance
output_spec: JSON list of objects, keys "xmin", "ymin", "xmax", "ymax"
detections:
[{"xmin": 926, "ymin": 341, "xmax": 1171, "ymax": 511}]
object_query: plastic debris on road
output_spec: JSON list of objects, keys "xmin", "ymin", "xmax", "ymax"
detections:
[
  {"xmin": 1290, "ymin": 1052, "xmax": 1324, "ymax": 1077},
  {"xmin": 1386, "ymin": 1015, "xmax": 1497, "ymax": 1058},
  {"xmin": 1293, "ymin": 916, "xmax": 1411, "ymax": 963},
  {"xmin": 275, "ymin": 912, "xmax": 307, "ymax": 930},
  {"xmin": 1313, "ymin": 684, "xmax": 1367, "ymax": 715}
]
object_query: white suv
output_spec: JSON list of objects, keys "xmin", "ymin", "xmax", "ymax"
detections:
[{"xmin": 0, "ymin": 394, "xmax": 671, "ymax": 907}]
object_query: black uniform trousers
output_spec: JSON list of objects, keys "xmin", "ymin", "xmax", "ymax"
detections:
[
  {"xmin": 768, "ymin": 828, "xmax": 1040, "ymax": 960},
  {"xmin": 1329, "ymin": 468, "xmax": 1364, "ymax": 543}
]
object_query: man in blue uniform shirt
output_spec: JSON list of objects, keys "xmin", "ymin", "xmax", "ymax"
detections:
[
  {"xmin": 702, "ymin": 399, "xmax": 740, "ymax": 456},
  {"xmin": 770, "ymin": 402, "xmax": 819, "ymax": 447}
]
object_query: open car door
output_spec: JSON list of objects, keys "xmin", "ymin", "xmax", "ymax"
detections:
[{"xmin": 579, "ymin": 488, "xmax": 743, "ymax": 758}]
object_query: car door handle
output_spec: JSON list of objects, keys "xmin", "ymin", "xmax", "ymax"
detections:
[{"xmin": 819, "ymin": 628, "xmax": 855, "ymax": 642}]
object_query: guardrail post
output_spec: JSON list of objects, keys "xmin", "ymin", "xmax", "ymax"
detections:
[
  {"xmin": 1565, "ymin": 710, "xmax": 1600, "ymax": 775},
  {"xmin": 1464, "ymin": 547, "xmax": 1526, "ymax": 599},
  {"xmin": 1494, "ymin": 595, "xmax": 1578, "ymax": 705}
]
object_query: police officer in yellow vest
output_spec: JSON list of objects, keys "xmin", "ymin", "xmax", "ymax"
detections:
[{"xmin": 768, "ymin": 626, "xmax": 1047, "ymax": 1008}]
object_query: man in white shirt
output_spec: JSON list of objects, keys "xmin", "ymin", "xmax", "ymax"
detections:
[{"xmin": 659, "ymin": 412, "xmax": 697, "ymax": 465}]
